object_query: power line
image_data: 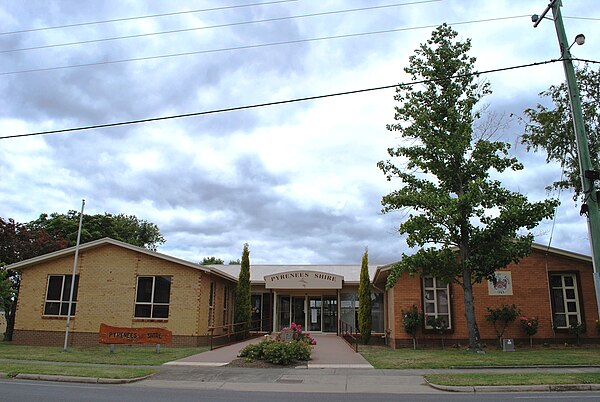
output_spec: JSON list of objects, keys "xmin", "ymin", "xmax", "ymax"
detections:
[
  {"xmin": 0, "ymin": 58, "xmax": 567, "ymax": 140},
  {"xmin": 0, "ymin": 1, "xmax": 442, "ymax": 54},
  {"xmin": 564, "ymin": 16, "xmax": 600, "ymax": 21},
  {"xmin": 0, "ymin": 15, "xmax": 529, "ymax": 76},
  {"xmin": 0, "ymin": 0, "xmax": 300, "ymax": 36}
]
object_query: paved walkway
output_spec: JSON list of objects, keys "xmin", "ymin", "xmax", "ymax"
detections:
[{"xmin": 164, "ymin": 333, "xmax": 372, "ymax": 368}]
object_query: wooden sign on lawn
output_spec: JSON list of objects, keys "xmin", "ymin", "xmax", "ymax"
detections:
[{"xmin": 99, "ymin": 323, "xmax": 172, "ymax": 345}]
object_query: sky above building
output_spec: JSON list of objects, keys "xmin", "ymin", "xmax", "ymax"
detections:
[{"xmin": 1, "ymin": 1, "xmax": 599, "ymax": 265}]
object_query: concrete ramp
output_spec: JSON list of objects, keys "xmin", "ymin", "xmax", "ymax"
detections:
[{"xmin": 308, "ymin": 334, "xmax": 372, "ymax": 368}]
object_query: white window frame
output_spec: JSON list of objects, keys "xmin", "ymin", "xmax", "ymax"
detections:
[
  {"xmin": 550, "ymin": 273, "xmax": 581, "ymax": 329},
  {"xmin": 44, "ymin": 274, "xmax": 78, "ymax": 317},
  {"xmin": 223, "ymin": 286, "xmax": 229, "ymax": 325},
  {"xmin": 422, "ymin": 276, "xmax": 451, "ymax": 329},
  {"xmin": 208, "ymin": 281, "xmax": 215, "ymax": 327},
  {"xmin": 134, "ymin": 276, "xmax": 171, "ymax": 319}
]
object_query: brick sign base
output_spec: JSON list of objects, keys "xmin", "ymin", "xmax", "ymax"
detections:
[{"xmin": 99, "ymin": 323, "xmax": 172, "ymax": 345}]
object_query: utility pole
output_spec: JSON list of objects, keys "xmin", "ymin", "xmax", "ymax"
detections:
[
  {"xmin": 533, "ymin": 1, "xmax": 600, "ymax": 315},
  {"xmin": 64, "ymin": 199, "xmax": 85, "ymax": 351}
]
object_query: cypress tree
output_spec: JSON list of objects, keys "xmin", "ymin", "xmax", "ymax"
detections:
[
  {"xmin": 358, "ymin": 248, "xmax": 372, "ymax": 344},
  {"xmin": 234, "ymin": 243, "xmax": 251, "ymax": 338}
]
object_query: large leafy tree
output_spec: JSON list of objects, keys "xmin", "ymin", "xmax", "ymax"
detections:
[
  {"xmin": 378, "ymin": 24, "xmax": 558, "ymax": 350},
  {"xmin": 201, "ymin": 257, "xmax": 224, "ymax": 265},
  {"xmin": 0, "ymin": 217, "xmax": 67, "ymax": 340},
  {"xmin": 29, "ymin": 211, "xmax": 165, "ymax": 250},
  {"xmin": 358, "ymin": 248, "xmax": 372, "ymax": 344},
  {"xmin": 521, "ymin": 63, "xmax": 600, "ymax": 197},
  {"xmin": 1, "ymin": 211, "xmax": 165, "ymax": 341},
  {"xmin": 234, "ymin": 243, "xmax": 251, "ymax": 338}
]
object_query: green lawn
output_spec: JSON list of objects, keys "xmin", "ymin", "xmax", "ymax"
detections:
[
  {"xmin": 359, "ymin": 345, "xmax": 600, "ymax": 369},
  {"xmin": 0, "ymin": 342, "xmax": 209, "ymax": 366},
  {"xmin": 425, "ymin": 373, "xmax": 600, "ymax": 386},
  {"xmin": 1, "ymin": 362, "xmax": 155, "ymax": 379}
]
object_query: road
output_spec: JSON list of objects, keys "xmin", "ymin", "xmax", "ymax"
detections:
[{"xmin": 1, "ymin": 379, "xmax": 600, "ymax": 402}]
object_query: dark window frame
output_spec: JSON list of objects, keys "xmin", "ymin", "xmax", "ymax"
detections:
[
  {"xmin": 44, "ymin": 274, "xmax": 79, "ymax": 317},
  {"xmin": 134, "ymin": 276, "xmax": 171, "ymax": 320}
]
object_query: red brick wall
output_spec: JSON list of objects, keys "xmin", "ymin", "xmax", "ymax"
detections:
[{"xmin": 389, "ymin": 249, "xmax": 599, "ymax": 348}]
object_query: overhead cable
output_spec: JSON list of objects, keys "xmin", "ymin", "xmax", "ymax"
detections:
[
  {"xmin": 0, "ymin": 1, "xmax": 442, "ymax": 54},
  {"xmin": 0, "ymin": 0, "xmax": 300, "ymax": 36},
  {"xmin": 0, "ymin": 58, "xmax": 568, "ymax": 140},
  {"xmin": 0, "ymin": 15, "xmax": 529, "ymax": 76}
]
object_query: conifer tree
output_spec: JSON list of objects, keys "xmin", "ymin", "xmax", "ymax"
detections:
[
  {"xmin": 234, "ymin": 243, "xmax": 251, "ymax": 338},
  {"xmin": 358, "ymin": 248, "xmax": 372, "ymax": 344}
]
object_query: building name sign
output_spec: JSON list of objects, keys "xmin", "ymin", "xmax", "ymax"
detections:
[
  {"xmin": 98, "ymin": 323, "xmax": 172, "ymax": 345},
  {"xmin": 264, "ymin": 271, "xmax": 343, "ymax": 289}
]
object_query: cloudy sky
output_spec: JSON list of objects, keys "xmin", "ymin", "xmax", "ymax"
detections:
[{"xmin": 1, "ymin": 0, "xmax": 599, "ymax": 265}]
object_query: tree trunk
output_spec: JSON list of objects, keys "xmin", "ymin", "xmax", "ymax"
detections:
[
  {"xmin": 462, "ymin": 268, "xmax": 481, "ymax": 350},
  {"xmin": 4, "ymin": 298, "xmax": 16, "ymax": 341}
]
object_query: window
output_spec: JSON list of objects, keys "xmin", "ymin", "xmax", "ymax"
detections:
[
  {"xmin": 550, "ymin": 274, "xmax": 581, "ymax": 329},
  {"xmin": 208, "ymin": 282, "xmax": 215, "ymax": 327},
  {"xmin": 134, "ymin": 276, "xmax": 171, "ymax": 319},
  {"xmin": 44, "ymin": 275, "xmax": 79, "ymax": 316},
  {"xmin": 223, "ymin": 286, "xmax": 229, "ymax": 325},
  {"xmin": 423, "ymin": 277, "xmax": 451, "ymax": 329}
]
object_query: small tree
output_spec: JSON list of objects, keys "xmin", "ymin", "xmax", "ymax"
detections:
[
  {"xmin": 569, "ymin": 321, "xmax": 586, "ymax": 346},
  {"xmin": 234, "ymin": 243, "xmax": 251, "ymax": 339},
  {"xmin": 402, "ymin": 305, "xmax": 422, "ymax": 350},
  {"xmin": 358, "ymin": 248, "xmax": 372, "ymax": 344},
  {"xmin": 486, "ymin": 304, "xmax": 519, "ymax": 348},
  {"xmin": 519, "ymin": 315, "xmax": 539, "ymax": 347}
]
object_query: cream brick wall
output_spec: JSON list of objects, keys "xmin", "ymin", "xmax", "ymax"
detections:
[{"xmin": 15, "ymin": 244, "xmax": 236, "ymax": 338}]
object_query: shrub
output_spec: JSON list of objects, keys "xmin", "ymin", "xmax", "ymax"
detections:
[
  {"xmin": 238, "ymin": 339, "xmax": 271, "ymax": 361},
  {"xmin": 486, "ymin": 304, "xmax": 519, "ymax": 348},
  {"xmin": 263, "ymin": 340, "xmax": 311, "ymax": 365},
  {"xmin": 402, "ymin": 305, "xmax": 422, "ymax": 350},
  {"xmin": 238, "ymin": 336, "xmax": 313, "ymax": 365}
]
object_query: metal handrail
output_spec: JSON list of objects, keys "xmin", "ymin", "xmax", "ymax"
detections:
[
  {"xmin": 208, "ymin": 318, "xmax": 270, "ymax": 350},
  {"xmin": 338, "ymin": 319, "xmax": 359, "ymax": 352}
]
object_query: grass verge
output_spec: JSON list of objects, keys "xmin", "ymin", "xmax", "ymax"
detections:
[
  {"xmin": 0, "ymin": 342, "xmax": 209, "ymax": 365},
  {"xmin": 359, "ymin": 345, "xmax": 600, "ymax": 369},
  {"xmin": 1, "ymin": 362, "xmax": 155, "ymax": 379},
  {"xmin": 425, "ymin": 373, "xmax": 600, "ymax": 386}
]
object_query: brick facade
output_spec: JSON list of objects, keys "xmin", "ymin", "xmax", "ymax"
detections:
[
  {"xmin": 386, "ymin": 248, "xmax": 599, "ymax": 348},
  {"xmin": 13, "ymin": 241, "xmax": 235, "ymax": 347}
]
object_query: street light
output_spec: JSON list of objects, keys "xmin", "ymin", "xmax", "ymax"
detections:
[{"xmin": 569, "ymin": 34, "xmax": 586, "ymax": 50}]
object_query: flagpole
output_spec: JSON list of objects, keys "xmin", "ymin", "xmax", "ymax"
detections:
[{"xmin": 63, "ymin": 199, "xmax": 85, "ymax": 352}]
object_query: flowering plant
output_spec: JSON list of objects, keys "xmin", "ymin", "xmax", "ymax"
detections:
[
  {"xmin": 277, "ymin": 322, "xmax": 317, "ymax": 345},
  {"xmin": 519, "ymin": 316, "xmax": 539, "ymax": 337}
]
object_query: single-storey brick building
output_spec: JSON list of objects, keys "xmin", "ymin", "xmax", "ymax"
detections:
[{"xmin": 5, "ymin": 238, "xmax": 599, "ymax": 347}]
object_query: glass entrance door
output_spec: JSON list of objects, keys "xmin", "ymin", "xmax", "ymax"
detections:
[
  {"xmin": 308, "ymin": 296, "xmax": 322, "ymax": 332},
  {"xmin": 323, "ymin": 296, "xmax": 337, "ymax": 333},
  {"xmin": 292, "ymin": 296, "xmax": 305, "ymax": 329}
]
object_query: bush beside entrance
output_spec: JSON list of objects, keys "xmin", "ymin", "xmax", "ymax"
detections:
[{"xmin": 238, "ymin": 323, "xmax": 315, "ymax": 365}]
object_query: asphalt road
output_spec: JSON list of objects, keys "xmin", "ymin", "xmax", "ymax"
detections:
[{"xmin": 1, "ymin": 380, "xmax": 600, "ymax": 402}]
